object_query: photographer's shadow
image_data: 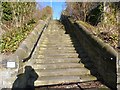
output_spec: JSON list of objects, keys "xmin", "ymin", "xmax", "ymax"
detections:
[{"xmin": 12, "ymin": 66, "xmax": 38, "ymax": 90}]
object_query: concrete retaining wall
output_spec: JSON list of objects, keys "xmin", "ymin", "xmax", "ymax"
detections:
[
  {"xmin": 0, "ymin": 16, "xmax": 51, "ymax": 88},
  {"xmin": 61, "ymin": 15, "xmax": 118, "ymax": 89}
]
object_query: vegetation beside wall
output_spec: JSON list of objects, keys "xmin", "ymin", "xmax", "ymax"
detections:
[
  {"xmin": 63, "ymin": 2, "xmax": 119, "ymax": 49},
  {"xmin": 0, "ymin": 2, "xmax": 52, "ymax": 54},
  {"xmin": 0, "ymin": 22, "xmax": 34, "ymax": 53}
]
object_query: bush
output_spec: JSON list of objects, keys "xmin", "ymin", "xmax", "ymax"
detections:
[
  {"xmin": 27, "ymin": 19, "xmax": 36, "ymax": 25},
  {"xmin": 0, "ymin": 24, "xmax": 34, "ymax": 53}
]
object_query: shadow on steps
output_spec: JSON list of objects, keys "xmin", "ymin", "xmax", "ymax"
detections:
[
  {"xmin": 61, "ymin": 19, "xmax": 98, "ymax": 77},
  {"xmin": 12, "ymin": 66, "xmax": 38, "ymax": 90},
  {"xmin": 61, "ymin": 19, "xmax": 111, "ymax": 89}
]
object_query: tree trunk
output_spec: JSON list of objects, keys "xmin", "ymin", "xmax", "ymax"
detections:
[
  {"xmin": 103, "ymin": 2, "xmax": 110, "ymax": 23},
  {"xmin": 117, "ymin": 10, "xmax": 120, "ymax": 47}
]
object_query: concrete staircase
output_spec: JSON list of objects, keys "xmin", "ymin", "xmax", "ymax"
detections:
[{"xmin": 30, "ymin": 20, "xmax": 97, "ymax": 86}]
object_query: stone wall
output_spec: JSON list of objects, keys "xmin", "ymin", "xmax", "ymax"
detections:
[
  {"xmin": 61, "ymin": 15, "xmax": 118, "ymax": 89},
  {"xmin": 0, "ymin": 16, "xmax": 51, "ymax": 88}
]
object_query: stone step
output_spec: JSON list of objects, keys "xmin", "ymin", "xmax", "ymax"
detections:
[
  {"xmin": 46, "ymin": 43, "xmax": 79, "ymax": 45},
  {"xmin": 80, "ymin": 57, "xmax": 91, "ymax": 63},
  {"xmin": 30, "ymin": 21, "xmax": 98, "ymax": 87},
  {"xmin": 44, "ymin": 47, "xmax": 77, "ymax": 50},
  {"xmin": 38, "ymin": 50, "xmax": 77, "ymax": 54},
  {"xmin": 36, "ymin": 56, "xmax": 81, "ymax": 60},
  {"xmin": 39, "ymin": 46, "xmax": 82, "ymax": 50},
  {"xmin": 79, "ymin": 53, "xmax": 88, "ymax": 58},
  {"xmin": 39, "ymin": 44, "xmax": 80, "ymax": 48},
  {"xmin": 84, "ymin": 62, "xmax": 94, "ymax": 68},
  {"xmin": 47, "ymin": 38, "xmax": 73, "ymax": 41},
  {"xmin": 47, "ymin": 40, "xmax": 78, "ymax": 43},
  {"xmin": 33, "ymin": 63, "xmax": 84, "ymax": 69},
  {"xmin": 90, "ymin": 68, "xmax": 98, "ymax": 76},
  {"xmin": 42, "ymin": 38, "xmax": 73, "ymax": 41},
  {"xmin": 39, "ymin": 47, "xmax": 77, "ymax": 51},
  {"xmin": 37, "ymin": 54, "xmax": 79, "ymax": 58},
  {"xmin": 45, "ymin": 35, "xmax": 70, "ymax": 38},
  {"xmin": 34, "ymin": 75, "xmax": 97, "ymax": 86},
  {"xmin": 39, "ymin": 47, "xmax": 76, "ymax": 50},
  {"xmin": 35, "ymin": 58, "xmax": 80, "ymax": 63},
  {"xmin": 41, "ymin": 41, "xmax": 78, "ymax": 45},
  {"xmin": 38, "ymin": 53, "xmax": 79, "ymax": 57},
  {"xmin": 35, "ymin": 68, "xmax": 90, "ymax": 77},
  {"xmin": 37, "ymin": 75, "xmax": 97, "ymax": 82},
  {"xmin": 38, "ymin": 49, "xmax": 77, "ymax": 53},
  {"xmin": 47, "ymin": 38, "xmax": 77, "ymax": 41}
]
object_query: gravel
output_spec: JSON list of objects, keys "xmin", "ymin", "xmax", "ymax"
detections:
[{"xmin": 35, "ymin": 81, "xmax": 110, "ymax": 90}]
